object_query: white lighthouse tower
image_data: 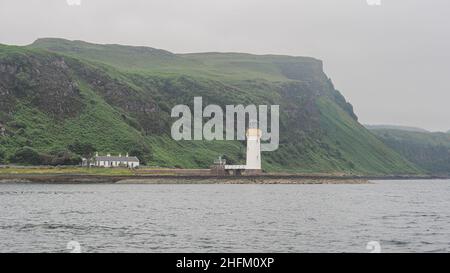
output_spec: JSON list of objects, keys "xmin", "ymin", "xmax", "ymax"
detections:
[
  {"xmin": 211, "ymin": 120, "xmax": 263, "ymax": 176},
  {"xmin": 245, "ymin": 120, "xmax": 262, "ymax": 172}
]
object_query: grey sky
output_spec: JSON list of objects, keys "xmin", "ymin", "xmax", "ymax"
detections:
[{"xmin": 1, "ymin": 0, "xmax": 449, "ymax": 131}]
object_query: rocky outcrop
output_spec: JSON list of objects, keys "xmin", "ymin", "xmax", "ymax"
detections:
[{"xmin": 0, "ymin": 52, "xmax": 84, "ymax": 118}]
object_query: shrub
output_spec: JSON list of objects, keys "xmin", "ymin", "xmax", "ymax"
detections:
[
  {"xmin": 68, "ymin": 141, "xmax": 96, "ymax": 159},
  {"xmin": 0, "ymin": 149, "xmax": 5, "ymax": 164},
  {"xmin": 46, "ymin": 150, "xmax": 82, "ymax": 166},
  {"xmin": 7, "ymin": 120, "xmax": 26, "ymax": 129},
  {"xmin": 9, "ymin": 147, "xmax": 42, "ymax": 165},
  {"xmin": 222, "ymin": 154, "xmax": 236, "ymax": 165},
  {"xmin": 9, "ymin": 147, "xmax": 82, "ymax": 166},
  {"xmin": 128, "ymin": 143, "xmax": 152, "ymax": 165}
]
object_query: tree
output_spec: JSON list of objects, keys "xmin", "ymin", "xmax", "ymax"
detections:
[
  {"xmin": 68, "ymin": 141, "xmax": 96, "ymax": 167},
  {"xmin": 128, "ymin": 144, "xmax": 152, "ymax": 165},
  {"xmin": 47, "ymin": 149, "xmax": 82, "ymax": 166},
  {"xmin": 9, "ymin": 147, "xmax": 42, "ymax": 165},
  {"xmin": 0, "ymin": 148, "xmax": 5, "ymax": 164}
]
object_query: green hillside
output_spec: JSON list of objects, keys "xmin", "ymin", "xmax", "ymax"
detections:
[
  {"xmin": 365, "ymin": 124, "xmax": 429, "ymax": 133},
  {"xmin": 30, "ymin": 38, "xmax": 322, "ymax": 82},
  {"xmin": 0, "ymin": 38, "xmax": 421, "ymax": 175},
  {"xmin": 370, "ymin": 128, "xmax": 450, "ymax": 175}
]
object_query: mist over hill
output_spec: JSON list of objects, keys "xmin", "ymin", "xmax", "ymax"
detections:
[{"xmin": 0, "ymin": 38, "xmax": 421, "ymax": 174}]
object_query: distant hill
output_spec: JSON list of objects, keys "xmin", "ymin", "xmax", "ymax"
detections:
[
  {"xmin": 370, "ymin": 128, "xmax": 450, "ymax": 175},
  {"xmin": 365, "ymin": 124, "xmax": 429, "ymax": 133},
  {"xmin": 0, "ymin": 38, "xmax": 421, "ymax": 175}
]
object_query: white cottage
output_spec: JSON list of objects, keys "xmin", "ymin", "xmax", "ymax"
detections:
[{"xmin": 83, "ymin": 153, "xmax": 140, "ymax": 168}]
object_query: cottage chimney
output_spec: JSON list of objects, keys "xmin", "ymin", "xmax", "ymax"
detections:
[
  {"xmin": 107, "ymin": 153, "xmax": 111, "ymax": 157},
  {"xmin": 126, "ymin": 153, "xmax": 129, "ymax": 157},
  {"xmin": 119, "ymin": 153, "xmax": 122, "ymax": 157},
  {"xmin": 95, "ymin": 152, "xmax": 99, "ymax": 157}
]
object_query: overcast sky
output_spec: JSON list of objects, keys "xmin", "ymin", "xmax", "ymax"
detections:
[{"xmin": 1, "ymin": 0, "xmax": 449, "ymax": 131}]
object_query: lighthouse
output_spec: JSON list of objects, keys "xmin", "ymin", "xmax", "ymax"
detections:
[
  {"xmin": 210, "ymin": 120, "xmax": 263, "ymax": 176},
  {"xmin": 245, "ymin": 120, "xmax": 262, "ymax": 172}
]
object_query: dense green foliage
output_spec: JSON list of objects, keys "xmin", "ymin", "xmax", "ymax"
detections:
[
  {"xmin": 0, "ymin": 39, "xmax": 422, "ymax": 174},
  {"xmin": 68, "ymin": 141, "xmax": 96, "ymax": 160},
  {"xmin": 7, "ymin": 146, "xmax": 80, "ymax": 166},
  {"xmin": 371, "ymin": 128, "xmax": 450, "ymax": 175},
  {"xmin": 0, "ymin": 148, "xmax": 5, "ymax": 164},
  {"xmin": 9, "ymin": 147, "xmax": 41, "ymax": 165}
]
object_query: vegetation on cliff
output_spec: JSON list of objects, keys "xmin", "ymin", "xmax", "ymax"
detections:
[
  {"xmin": 0, "ymin": 39, "xmax": 421, "ymax": 174},
  {"xmin": 370, "ymin": 128, "xmax": 450, "ymax": 175}
]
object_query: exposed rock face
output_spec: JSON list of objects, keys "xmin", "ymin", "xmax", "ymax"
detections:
[
  {"xmin": 0, "ymin": 53, "xmax": 83, "ymax": 118},
  {"xmin": 67, "ymin": 59, "xmax": 166, "ymax": 134}
]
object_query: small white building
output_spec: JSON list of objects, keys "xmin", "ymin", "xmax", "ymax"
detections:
[{"xmin": 83, "ymin": 153, "xmax": 140, "ymax": 168}]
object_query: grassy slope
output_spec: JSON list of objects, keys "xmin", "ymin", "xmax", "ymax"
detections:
[
  {"xmin": 318, "ymin": 98, "xmax": 421, "ymax": 174},
  {"xmin": 0, "ymin": 39, "xmax": 422, "ymax": 174},
  {"xmin": 30, "ymin": 38, "xmax": 317, "ymax": 82},
  {"xmin": 371, "ymin": 129, "xmax": 450, "ymax": 175}
]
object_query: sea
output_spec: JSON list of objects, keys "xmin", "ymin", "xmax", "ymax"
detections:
[{"xmin": 0, "ymin": 180, "xmax": 449, "ymax": 253}]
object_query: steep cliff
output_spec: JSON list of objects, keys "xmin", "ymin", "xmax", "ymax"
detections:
[{"xmin": 0, "ymin": 39, "xmax": 420, "ymax": 174}]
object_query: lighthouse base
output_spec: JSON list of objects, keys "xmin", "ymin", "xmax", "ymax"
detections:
[
  {"xmin": 210, "ymin": 165, "xmax": 263, "ymax": 176},
  {"xmin": 243, "ymin": 169, "xmax": 263, "ymax": 175}
]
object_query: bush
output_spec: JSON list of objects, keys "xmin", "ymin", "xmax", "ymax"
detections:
[
  {"xmin": 9, "ymin": 147, "xmax": 42, "ymax": 165},
  {"xmin": 68, "ymin": 141, "xmax": 96, "ymax": 159},
  {"xmin": 7, "ymin": 120, "xmax": 26, "ymax": 129},
  {"xmin": 128, "ymin": 143, "xmax": 152, "ymax": 165},
  {"xmin": 45, "ymin": 150, "xmax": 82, "ymax": 166},
  {"xmin": 0, "ymin": 149, "xmax": 5, "ymax": 164},
  {"xmin": 222, "ymin": 154, "xmax": 236, "ymax": 165},
  {"xmin": 8, "ymin": 147, "xmax": 81, "ymax": 166}
]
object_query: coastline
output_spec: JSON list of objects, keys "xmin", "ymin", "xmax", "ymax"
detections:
[
  {"xmin": 115, "ymin": 178, "xmax": 371, "ymax": 185},
  {"xmin": 0, "ymin": 172, "xmax": 447, "ymax": 184},
  {"xmin": 0, "ymin": 176, "xmax": 369, "ymax": 185},
  {"xmin": 0, "ymin": 166, "xmax": 447, "ymax": 185}
]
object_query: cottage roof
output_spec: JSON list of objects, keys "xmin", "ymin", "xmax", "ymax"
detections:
[{"xmin": 95, "ymin": 156, "xmax": 140, "ymax": 162}]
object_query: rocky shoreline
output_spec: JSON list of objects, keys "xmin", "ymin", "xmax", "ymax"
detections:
[
  {"xmin": 0, "ymin": 173, "xmax": 446, "ymax": 184},
  {"xmin": 115, "ymin": 178, "xmax": 370, "ymax": 184}
]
